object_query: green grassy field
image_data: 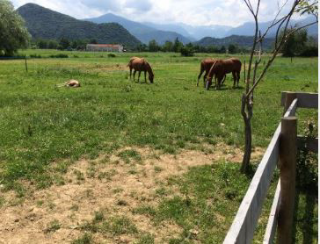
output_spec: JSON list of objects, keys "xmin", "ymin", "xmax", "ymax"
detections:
[{"xmin": 0, "ymin": 50, "xmax": 317, "ymax": 243}]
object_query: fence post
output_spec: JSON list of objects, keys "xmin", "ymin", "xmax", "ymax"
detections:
[
  {"xmin": 277, "ymin": 116, "xmax": 297, "ymax": 244},
  {"xmin": 25, "ymin": 56, "xmax": 28, "ymax": 72},
  {"xmin": 283, "ymin": 92, "xmax": 297, "ymax": 114}
]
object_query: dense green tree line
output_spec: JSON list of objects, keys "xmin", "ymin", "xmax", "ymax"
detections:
[
  {"xmin": 281, "ymin": 29, "xmax": 318, "ymax": 57},
  {"xmin": 136, "ymin": 38, "xmax": 251, "ymax": 56},
  {"xmin": 33, "ymin": 38, "xmax": 98, "ymax": 50}
]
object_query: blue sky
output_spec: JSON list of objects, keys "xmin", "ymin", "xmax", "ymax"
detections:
[{"xmin": 11, "ymin": 0, "xmax": 305, "ymax": 27}]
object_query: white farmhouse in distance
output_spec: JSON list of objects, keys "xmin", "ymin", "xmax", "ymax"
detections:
[{"xmin": 86, "ymin": 44, "xmax": 124, "ymax": 52}]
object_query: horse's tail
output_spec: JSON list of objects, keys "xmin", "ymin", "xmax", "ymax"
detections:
[{"xmin": 196, "ymin": 62, "xmax": 205, "ymax": 86}]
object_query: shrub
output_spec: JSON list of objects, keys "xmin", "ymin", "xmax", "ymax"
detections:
[
  {"xmin": 108, "ymin": 53, "xmax": 116, "ymax": 58},
  {"xmin": 300, "ymin": 46, "xmax": 318, "ymax": 57},
  {"xmin": 49, "ymin": 54, "xmax": 69, "ymax": 58},
  {"xmin": 30, "ymin": 54, "xmax": 42, "ymax": 58},
  {"xmin": 180, "ymin": 47, "xmax": 194, "ymax": 57}
]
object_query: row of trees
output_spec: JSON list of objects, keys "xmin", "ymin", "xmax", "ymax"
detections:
[
  {"xmin": 33, "ymin": 34, "xmax": 318, "ymax": 58},
  {"xmin": 33, "ymin": 38, "xmax": 99, "ymax": 51},
  {"xmin": 31, "ymin": 37, "xmax": 249, "ymax": 56},
  {"xmin": 137, "ymin": 38, "xmax": 248, "ymax": 55}
]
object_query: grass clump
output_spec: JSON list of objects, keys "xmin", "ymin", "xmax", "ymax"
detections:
[
  {"xmin": 44, "ymin": 220, "xmax": 61, "ymax": 233},
  {"xmin": 72, "ymin": 233, "xmax": 92, "ymax": 244},
  {"xmin": 80, "ymin": 213, "xmax": 138, "ymax": 238},
  {"xmin": 103, "ymin": 216, "xmax": 138, "ymax": 235},
  {"xmin": 117, "ymin": 149, "xmax": 142, "ymax": 164},
  {"xmin": 136, "ymin": 233, "xmax": 155, "ymax": 244}
]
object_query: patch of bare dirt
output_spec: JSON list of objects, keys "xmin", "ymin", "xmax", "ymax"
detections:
[{"xmin": 0, "ymin": 144, "xmax": 264, "ymax": 244}]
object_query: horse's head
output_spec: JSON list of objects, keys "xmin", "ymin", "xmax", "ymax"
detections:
[
  {"xmin": 205, "ymin": 76, "xmax": 212, "ymax": 90},
  {"xmin": 149, "ymin": 73, "xmax": 154, "ymax": 83}
]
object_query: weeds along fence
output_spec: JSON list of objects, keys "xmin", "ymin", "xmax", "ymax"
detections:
[{"xmin": 223, "ymin": 91, "xmax": 318, "ymax": 244}]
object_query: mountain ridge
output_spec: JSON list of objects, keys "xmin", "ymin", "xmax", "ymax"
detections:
[
  {"xmin": 17, "ymin": 3, "xmax": 141, "ymax": 49},
  {"xmin": 86, "ymin": 13, "xmax": 192, "ymax": 44},
  {"xmin": 195, "ymin": 35, "xmax": 275, "ymax": 49}
]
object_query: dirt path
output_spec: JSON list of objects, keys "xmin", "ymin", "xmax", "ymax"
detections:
[{"xmin": 0, "ymin": 145, "xmax": 264, "ymax": 244}]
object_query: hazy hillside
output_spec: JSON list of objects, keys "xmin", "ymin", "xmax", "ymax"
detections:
[
  {"xmin": 143, "ymin": 22, "xmax": 194, "ymax": 39},
  {"xmin": 195, "ymin": 35, "xmax": 275, "ymax": 49},
  {"xmin": 145, "ymin": 17, "xmax": 317, "ymax": 40},
  {"xmin": 86, "ymin": 13, "xmax": 192, "ymax": 44},
  {"xmin": 145, "ymin": 22, "xmax": 232, "ymax": 39},
  {"xmin": 17, "ymin": 3, "xmax": 141, "ymax": 49},
  {"xmin": 226, "ymin": 16, "xmax": 318, "ymax": 37}
]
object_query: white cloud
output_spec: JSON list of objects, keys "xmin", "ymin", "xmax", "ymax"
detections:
[{"xmin": 11, "ymin": 0, "xmax": 303, "ymax": 27}]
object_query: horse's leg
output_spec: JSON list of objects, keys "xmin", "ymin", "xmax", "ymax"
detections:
[
  {"xmin": 237, "ymin": 71, "xmax": 240, "ymax": 87},
  {"xmin": 216, "ymin": 74, "xmax": 223, "ymax": 90},
  {"xmin": 129, "ymin": 67, "xmax": 132, "ymax": 80},
  {"xmin": 232, "ymin": 71, "xmax": 236, "ymax": 88},
  {"xmin": 221, "ymin": 74, "xmax": 226, "ymax": 85},
  {"xmin": 197, "ymin": 66, "xmax": 204, "ymax": 87},
  {"xmin": 133, "ymin": 70, "xmax": 136, "ymax": 82},
  {"xmin": 138, "ymin": 71, "xmax": 141, "ymax": 83},
  {"xmin": 144, "ymin": 71, "xmax": 147, "ymax": 83},
  {"xmin": 203, "ymin": 71, "xmax": 208, "ymax": 88},
  {"xmin": 218, "ymin": 76, "xmax": 222, "ymax": 90},
  {"xmin": 215, "ymin": 76, "xmax": 218, "ymax": 90},
  {"xmin": 206, "ymin": 78, "xmax": 211, "ymax": 90}
]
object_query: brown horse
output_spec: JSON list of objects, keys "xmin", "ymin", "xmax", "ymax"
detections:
[
  {"xmin": 221, "ymin": 58, "xmax": 242, "ymax": 87},
  {"xmin": 206, "ymin": 58, "xmax": 242, "ymax": 90},
  {"xmin": 128, "ymin": 57, "xmax": 154, "ymax": 83},
  {"xmin": 197, "ymin": 58, "xmax": 216, "ymax": 87},
  {"xmin": 205, "ymin": 60, "xmax": 226, "ymax": 90}
]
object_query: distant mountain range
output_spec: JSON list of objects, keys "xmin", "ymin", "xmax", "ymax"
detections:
[
  {"xmin": 143, "ymin": 22, "xmax": 232, "ymax": 40},
  {"xmin": 17, "ymin": 3, "xmax": 141, "ymax": 49},
  {"xmin": 195, "ymin": 35, "xmax": 275, "ymax": 49},
  {"xmin": 225, "ymin": 16, "xmax": 318, "ymax": 37},
  {"xmin": 16, "ymin": 3, "xmax": 318, "ymax": 50},
  {"xmin": 86, "ymin": 12, "xmax": 317, "ymax": 45},
  {"xmin": 86, "ymin": 14, "xmax": 192, "ymax": 45}
]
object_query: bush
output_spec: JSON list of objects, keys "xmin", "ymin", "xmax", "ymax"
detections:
[
  {"xmin": 49, "ymin": 54, "xmax": 69, "ymax": 58},
  {"xmin": 180, "ymin": 47, "xmax": 194, "ymax": 57},
  {"xmin": 300, "ymin": 46, "xmax": 318, "ymax": 57},
  {"xmin": 30, "ymin": 54, "xmax": 42, "ymax": 58},
  {"xmin": 108, "ymin": 53, "xmax": 116, "ymax": 58}
]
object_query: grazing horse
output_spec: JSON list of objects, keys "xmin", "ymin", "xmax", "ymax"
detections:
[
  {"xmin": 205, "ymin": 60, "xmax": 226, "ymax": 90},
  {"xmin": 128, "ymin": 57, "xmax": 154, "ymax": 83},
  {"xmin": 197, "ymin": 58, "xmax": 216, "ymax": 87},
  {"xmin": 206, "ymin": 58, "xmax": 242, "ymax": 90},
  {"xmin": 221, "ymin": 58, "xmax": 242, "ymax": 87}
]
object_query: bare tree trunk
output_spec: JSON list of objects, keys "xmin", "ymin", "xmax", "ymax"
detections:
[
  {"xmin": 239, "ymin": 0, "xmax": 317, "ymax": 173},
  {"xmin": 241, "ymin": 117, "xmax": 252, "ymax": 173},
  {"xmin": 241, "ymin": 94, "xmax": 253, "ymax": 173}
]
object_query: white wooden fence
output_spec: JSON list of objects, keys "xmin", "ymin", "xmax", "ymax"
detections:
[{"xmin": 223, "ymin": 91, "xmax": 318, "ymax": 244}]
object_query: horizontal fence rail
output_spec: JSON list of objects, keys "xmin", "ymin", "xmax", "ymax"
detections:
[
  {"xmin": 281, "ymin": 91, "xmax": 318, "ymax": 109},
  {"xmin": 263, "ymin": 180, "xmax": 281, "ymax": 244}
]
